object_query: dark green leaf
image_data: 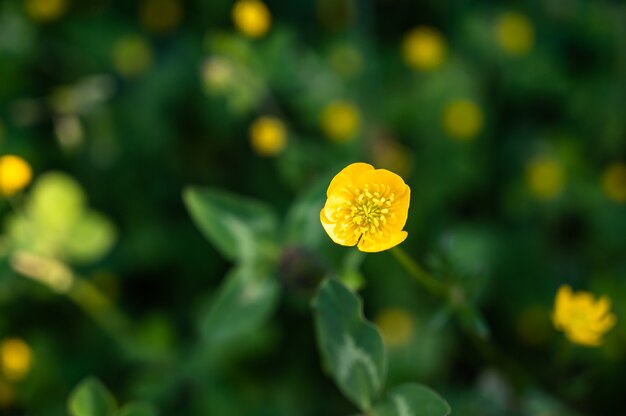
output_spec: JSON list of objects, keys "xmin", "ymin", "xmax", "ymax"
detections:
[
  {"xmin": 312, "ymin": 278, "xmax": 386, "ymax": 411},
  {"xmin": 373, "ymin": 383, "xmax": 451, "ymax": 416}
]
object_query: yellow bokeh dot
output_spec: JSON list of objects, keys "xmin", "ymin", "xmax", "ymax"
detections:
[
  {"xmin": 112, "ymin": 36, "xmax": 153, "ymax": 78},
  {"xmin": 232, "ymin": 0, "xmax": 271, "ymax": 39},
  {"xmin": 320, "ymin": 100, "xmax": 361, "ymax": 143},
  {"xmin": 602, "ymin": 163, "xmax": 626, "ymax": 203},
  {"xmin": 24, "ymin": 0, "xmax": 67, "ymax": 22},
  {"xmin": 402, "ymin": 26, "xmax": 447, "ymax": 71},
  {"xmin": 374, "ymin": 307, "xmax": 415, "ymax": 348},
  {"xmin": 0, "ymin": 338, "xmax": 32, "ymax": 382},
  {"xmin": 496, "ymin": 12, "xmax": 534, "ymax": 56},
  {"xmin": 139, "ymin": 0, "xmax": 183, "ymax": 34},
  {"xmin": 442, "ymin": 99, "xmax": 483, "ymax": 141},
  {"xmin": 0, "ymin": 155, "xmax": 33, "ymax": 197},
  {"xmin": 525, "ymin": 155, "xmax": 565, "ymax": 200},
  {"xmin": 249, "ymin": 116, "xmax": 287, "ymax": 156}
]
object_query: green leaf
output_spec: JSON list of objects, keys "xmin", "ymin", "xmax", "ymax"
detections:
[
  {"xmin": 117, "ymin": 402, "xmax": 156, "ymax": 416},
  {"xmin": 312, "ymin": 278, "xmax": 386, "ymax": 411},
  {"xmin": 372, "ymin": 383, "xmax": 451, "ymax": 416},
  {"xmin": 281, "ymin": 177, "xmax": 327, "ymax": 248},
  {"xmin": 183, "ymin": 187, "xmax": 279, "ymax": 262},
  {"xmin": 68, "ymin": 377, "xmax": 117, "ymax": 416},
  {"xmin": 199, "ymin": 264, "xmax": 280, "ymax": 345}
]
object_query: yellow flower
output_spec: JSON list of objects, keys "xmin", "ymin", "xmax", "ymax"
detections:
[
  {"xmin": 375, "ymin": 307, "xmax": 415, "ymax": 347},
  {"xmin": 249, "ymin": 116, "xmax": 287, "ymax": 156},
  {"xmin": 112, "ymin": 36, "xmax": 153, "ymax": 78},
  {"xmin": 0, "ymin": 338, "xmax": 32, "ymax": 382},
  {"xmin": 25, "ymin": 0, "xmax": 67, "ymax": 22},
  {"xmin": 232, "ymin": 0, "xmax": 271, "ymax": 39},
  {"xmin": 496, "ymin": 12, "xmax": 534, "ymax": 56},
  {"xmin": 552, "ymin": 285, "xmax": 616, "ymax": 347},
  {"xmin": 442, "ymin": 99, "xmax": 483, "ymax": 141},
  {"xmin": 320, "ymin": 100, "xmax": 361, "ymax": 143},
  {"xmin": 0, "ymin": 155, "xmax": 33, "ymax": 196},
  {"xmin": 139, "ymin": 0, "xmax": 183, "ymax": 34},
  {"xmin": 525, "ymin": 155, "xmax": 564, "ymax": 200},
  {"xmin": 402, "ymin": 26, "xmax": 447, "ymax": 71},
  {"xmin": 320, "ymin": 163, "xmax": 410, "ymax": 252},
  {"xmin": 601, "ymin": 162, "xmax": 626, "ymax": 203}
]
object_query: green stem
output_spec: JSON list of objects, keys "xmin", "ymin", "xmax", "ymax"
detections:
[{"xmin": 390, "ymin": 246, "xmax": 449, "ymax": 297}]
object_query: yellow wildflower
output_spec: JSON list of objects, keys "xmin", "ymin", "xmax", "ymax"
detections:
[
  {"xmin": 25, "ymin": 0, "xmax": 67, "ymax": 22},
  {"xmin": 112, "ymin": 36, "xmax": 153, "ymax": 78},
  {"xmin": 139, "ymin": 0, "xmax": 183, "ymax": 33},
  {"xmin": 320, "ymin": 100, "xmax": 361, "ymax": 143},
  {"xmin": 232, "ymin": 0, "xmax": 271, "ymax": 39},
  {"xmin": 496, "ymin": 12, "xmax": 534, "ymax": 56},
  {"xmin": 552, "ymin": 285, "xmax": 616, "ymax": 347},
  {"xmin": 525, "ymin": 155, "xmax": 564, "ymax": 200},
  {"xmin": 0, "ymin": 338, "xmax": 32, "ymax": 382},
  {"xmin": 249, "ymin": 116, "xmax": 287, "ymax": 156},
  {"xmin": 320, "ymin": 162, "xmax": 410, "ymax": 252},
  {"xmin": 375, "ymin": 307, "xmax": 415, "ymax": 347},
  {"xmin": 601, "ymin": 163, "xmax": 626, "ymax": 203},
  {"xmin": 442, "ymin": 99, "xmax": 483, "ymax": 141},
  {"xmin": 0, "ymin": 155, "xmax": 33, "ymax": 196},
  {"xmin": 402, "ymin": 26, "xmax": 447, "ymax": 71}
]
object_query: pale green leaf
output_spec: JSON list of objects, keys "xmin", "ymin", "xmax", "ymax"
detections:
[
  {"xmin": 312, "ymin": 278, "xmax": 386, "ymax": 411},
  {"xmin": 373, "ymin": 383, "xmax": 451, "ymax": 416},
  {"xmin": 183, "ymin": 187, "xmax": 278, "ymax": 262},
  {"xmin": 68, "ymin": 377, "xmax": 117, "ymax": 416}
]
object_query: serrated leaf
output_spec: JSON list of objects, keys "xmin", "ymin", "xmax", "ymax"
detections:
[
  {"xmin": 68, "ymin": 377, "xmax": 117, "ymax": 416},
  {"xmin": 199, "ymin": 264, "xmax": 280, "ymax": 345},
  {"xmin": 117, "ymin": 402, "xmax": 156, "ymax": 416},
  {"xmin": 372, "ymin": 383, "xmax": 451, "ymax": 416},
  {"xmin": 312, "ymin": 278, "xmax": 386, "ymax": 411},
  {"xmin": 183, "ymin": 187, "xmax": 278, "ymax": 262}
]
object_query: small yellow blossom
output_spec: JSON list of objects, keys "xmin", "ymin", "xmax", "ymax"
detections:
[
  {"xmin": 496, "ymin": 12, "xmax": 534, "ymax": 56},
  {"xmin": 139, "ymin": 0, "xmax": 183, "ymax": 33},
  {"xmin": 402, "ymin": 26, "xmax": 447, "ymax": 71},
  {"xmin": 320, "ymin": 163, "xmax": 410, "ymax": 252},
  {"xmin": 249, "ymin": 116, "xmax": 287, "ymax": 156},
  {"xmin": 0, "ymin": 338, "xmax": 32, "ymax": 381},
  {"xmin": 442, "ymin": 99, "xmax": 483, "ymax": 141},
  {"xmin": 525, "ymin": 155, "xmax": 564, "ymax": 200},
  {"xmin": 112, "ymin": 36, "xmax": 153, "ymax": 78},
  {"xmin": 232, "ymin": 0, "xmax": 271, "ymax": 39},
  {"xmin": 552, "ymin": 285, "xmax": 616, "ymax": 347},
  {"xmin": 0, "ymin": 155, "xmax": 33, "ymax": 196},
  {"xmin": 375, "ymin": 307, "xmax": 415, "ymax": 347},
  {"xmin": 601, "ymin": 163, "xmax": 626, "ymax": 203},
  {"xmin": 320, "ymin": 100, "xmax": 361, "ymax": 143},
  {"xmin": 25, "ymin": 0, "xmax": 67, "ymax": 22}
]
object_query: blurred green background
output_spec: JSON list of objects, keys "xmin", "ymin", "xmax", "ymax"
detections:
[{"xmin": 1, "ymin": 0, "xmax": 626, "ymax": 414}]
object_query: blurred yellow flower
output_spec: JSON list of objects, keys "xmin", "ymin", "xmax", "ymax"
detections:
[
  {"xmin": 249, "ymin": 116, "xmax": 287, "ymax": 156},
  {"xmin": 232, "ymin": 0, "xmax": 271, "ymax": 39},
  {"xmin": 0, "ymin": 338, "xmax": 32, "ymax": 382},
  {"xmin": 442, "ymin": 99, "xmax": 483, "ymax": 141},
  {"xmin": 25, "ymin": 0, "xmax": 67, "ymax": 22},
  {"xmin": 0, "ymin": 155, "xmax": 33, "ymax": 196},
  {"xmin": 525, "ymin": 155, "xmax": 564, "ymax": 200},
  {"xmin": 402, "ymin": 26, "xmax": 447, "ymax": 71},
  {"xmin": 552, "ymin": 285, "xmax": 616, "ymax": 347},
  {"xmin": 496, "ymin": 12, "xmax": 534, "ymax": 56},
  {"xmin": 320, "ymin": 100, "xmax": 361, "ymax": 143},
  {"xmin": 320, "ymin": 162, "xmax": 410, "ymax": 252},
  {"xmin": 112, "ymin": 36, "xmax": 153, "ymax": 78},
  {"xmin": 139, "ymin": 0, "xmax": 183, "ymax": 33},
  {"xmin": 601, "ymin": 163, "xmax": 626, "ymax": 203},
  {"xmin": 374, "ymin": 307, "xmax": 414, "ymax": 347}
]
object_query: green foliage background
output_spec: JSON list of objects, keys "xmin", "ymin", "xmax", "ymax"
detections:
[{"xmin": 1, "ymin": 0, "xmax": 626, "ymax": 414}]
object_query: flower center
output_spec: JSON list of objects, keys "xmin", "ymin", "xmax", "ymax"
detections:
[{"xmin": 336, "ymin": 185, "xmax": 397, "ymax": 241}]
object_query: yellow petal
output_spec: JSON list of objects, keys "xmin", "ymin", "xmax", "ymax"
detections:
[
  {"xmin": 326, "ymin": 162, "xmax": 373, "ymax": 197},
  {"xmin": 358, "ymin": 230, "xmax": 408, "ymax": 253}
]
